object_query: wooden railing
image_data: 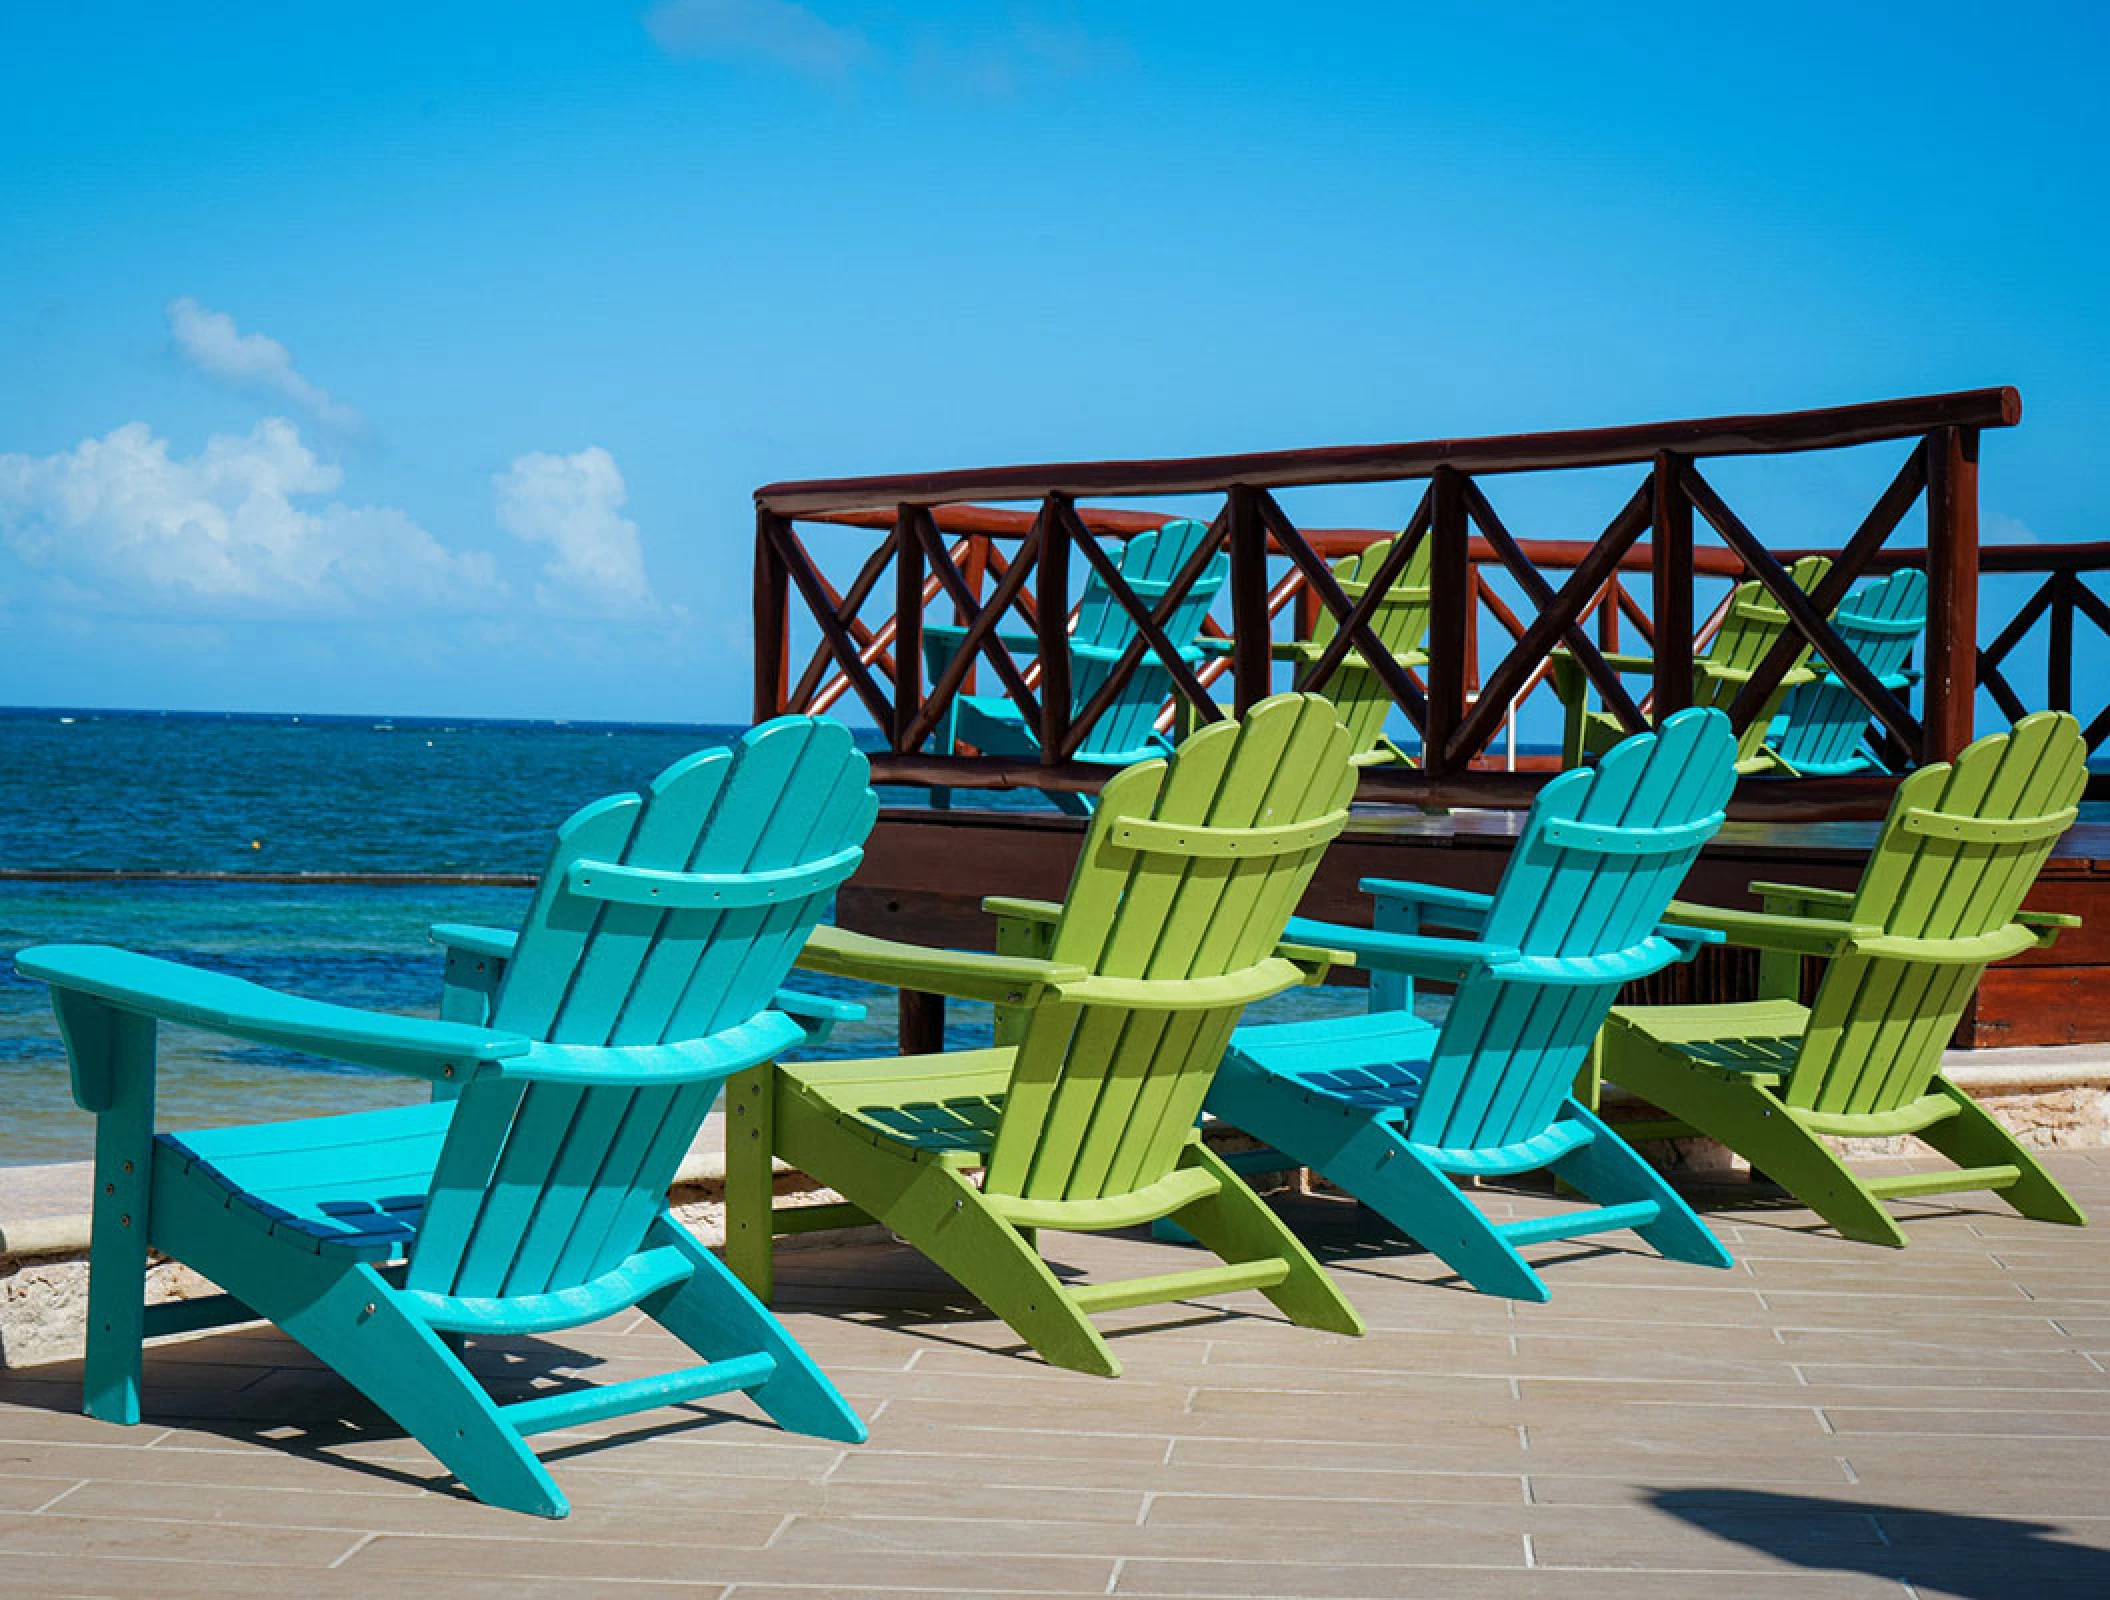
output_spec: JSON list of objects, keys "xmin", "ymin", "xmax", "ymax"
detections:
[{"xmin": 754, "ymin": 388, "xmax": 2039, "ymax": 814}]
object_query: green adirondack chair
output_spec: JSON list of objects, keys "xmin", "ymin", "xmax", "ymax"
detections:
[
  {"xmin": 1755, "ymin": 568, "xmax": 1928, "ymax": 776},
  {"xmin": 1233, "ymin": 535, "xmax": 1432, "ymax": 767},
  {"xmin": 1554, "ymin": 555, "xmax": 1833, "ymax": 772},
  {"xmin": 726, "ymin": 693, "xmax": 1367, "ymax": 1376},
  {"xmin": 14, "ymin": 717, "xmax": 878, "ymax": 1517},
  {"xmin": 924, "ymin": 517, "xmax": 1228, "ymax": 815},
  {"xmin": 1599, "ymin": 711, "xmax": 2089, "ymax": 1247},
  {"xmin": 1201, "ymin": 708, "xmax": 1738, "ymax": 1300}
]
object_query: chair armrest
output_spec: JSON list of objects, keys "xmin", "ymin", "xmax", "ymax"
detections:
[
  {"xmin": 796, "ymin": 925, "xmax": 1088, "ymax": 1006},
  {"xmin": 1748, "ymin": 881, "xmax": 1858, "ymax": 917},
  {"xmin": 1661, "ymin": 900, "xmax": 1868, "ymax": 957},
  {"xmin": 1359, "ymin": 878, "xmax": 1495, "ymax": 933},
  {"xmin": 1550, "ymin": 647, "xmax": 1656, "ymax": 675},
  {"xmin": 430, "ymin": 923, "xmax": 517, "ymax": 960},
  {"xmin": 1702, "ymin": 662, "xmax": 1818, "ymax": 688},
  {"xmin": 923, "ymin": 621, "xmax": 1041, "ymax": 656},
  {"xmin": 981, "ymin": 895, "xmax": 1063, "ymax": 928},
  {"xmin": 16, "ymin": 944, "xmax": 530, "ymax": 1108},
  {"xmin": 1663, "ymin": 922, "xmax": 1725, "ymax": 956},
  {"xmin": 1072, "ymin": 639, "xmax": 1205, "ymax": 667},
  {"xmin": 1276, "ymin": 940, "xmax": 1353, "ymax": 985},
  {"xmin": 771, "ymin": 985, "xmax": 866, "ymax": 1046},
  {"xmin": 2018, "ymin": 909, "xmax": 2082, "ymax": 950},
  {"xmin": 1283, "ymin": 915, "xmax": 1518, "ymax": 982}
]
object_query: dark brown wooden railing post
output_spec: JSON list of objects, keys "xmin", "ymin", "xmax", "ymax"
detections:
[
  {"xmin": 1650, "ymin": 452, "xmax": 1693, "ymax": 718},
  {"xmin": 899, "ymin": 989, "xmax": 945, "ymax": 1055},
  {"xmin": 753, "ymin": 507, "xmax": 790, "ymax": 720},
  {"xmin": 1228, "ymin": 485, "xmax": 1270, "ymax": 714},
  {"xmin": 1926, "ymin": 426, "xmax": 1981, "ymax": 760},
  {"xmin": 892, "ymin": 505, "xmax": 923, "ymax": 753},
  {"xmin": 1424, "ymin": 467, "xmax": 1470, "ymax": 772},
  {"xmin": 2051, "ymin": 572, "xmax": 2075, "ymax": 714},
  {"xmin": 1037, "ymin": 495, "xmax": 1072, "ymax": 761}
]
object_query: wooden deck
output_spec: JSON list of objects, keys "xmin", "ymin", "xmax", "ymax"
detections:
[{"xmin": 3, "ymin": 1154, "xmax": 2108, "ymax": 1596}]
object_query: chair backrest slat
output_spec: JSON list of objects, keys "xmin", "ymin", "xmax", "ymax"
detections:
[
  {"xmin": 407, "ymin": 718, "xmax": 876, "ymax": 1299},
  {"xmin": 1406, "ymin": 708, "xmax": 1736, "ymax": 1153},
  {"xmin": 1790, "ymin": 712, "xmax": 2084, "ymax": 1117},
  {"xmin": 983, "ymin": 695, "xmax": 1356, "ymax": 1203}
]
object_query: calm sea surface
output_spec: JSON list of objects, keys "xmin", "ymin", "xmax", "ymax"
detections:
[{"xmin": 1, "ymin": 708, "xmax": 1375, "ymax": 1167}]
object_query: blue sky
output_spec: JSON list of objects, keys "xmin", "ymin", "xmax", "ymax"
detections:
[{"xmin": 1, "ymin": 2, "xmax": 2104, "ymax": 724}]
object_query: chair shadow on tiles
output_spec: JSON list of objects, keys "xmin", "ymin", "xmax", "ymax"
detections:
[{"xmin": 0, "ymin": 1324, "xmax": 792, "ymax": 1503}]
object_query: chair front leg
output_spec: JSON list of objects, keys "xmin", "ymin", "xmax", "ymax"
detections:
[
  {"xmin": 723, "ymin": 1063, "xmax": 779, "ymax": 1301},
  {"xmin": 51, "ymin": 993, "xmax": 158, "ymax": 1424}
]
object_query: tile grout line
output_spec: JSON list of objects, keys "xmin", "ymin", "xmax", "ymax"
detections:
[
  {"xmin": 1521, "ymin": 1532, "xmax": 1537, "ymax": 1568},
  {"xmin": 29, "ymin": 1479, "xmax": 88, "ymax": 1514},
  {"xmin": 326, "ymin": 1531, "xmax": 378, "ymax": 1570},
  {"xmin": 1104, "ymin": 1556, "xmax": 1125, "ymax": 1595},
  {"xmin": 1134, "ymin": 1491, "xmax": 1153, "ymax": 1528}
]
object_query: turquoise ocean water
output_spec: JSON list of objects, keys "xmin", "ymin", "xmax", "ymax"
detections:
[{"xmin": 0, "ymin": 708, "xmax": 1375, "ymax": 1167}]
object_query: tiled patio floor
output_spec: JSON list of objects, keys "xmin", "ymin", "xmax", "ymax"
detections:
[{"xmin": 4, "ymin": 1154, "xmax": 2110, "ymax": 1597}]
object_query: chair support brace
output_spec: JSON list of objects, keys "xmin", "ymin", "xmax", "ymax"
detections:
[{"xmin": 499, "ymin": 1351, "xmax": 779, "ymax": 1436}]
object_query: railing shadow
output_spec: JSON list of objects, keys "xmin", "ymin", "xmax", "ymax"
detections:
[{"xmin": 1648, "ymin": 1487, "xmax": 2110, "ymax": 1596}]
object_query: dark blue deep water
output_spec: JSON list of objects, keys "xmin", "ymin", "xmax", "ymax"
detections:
[
  {"xmin": 1, "ymin": 710, "xmax": 815, "ymax": 1164},
  {"xmin": 0, "ymin": 708, "xmax": 1374, "ymax": 1167}
]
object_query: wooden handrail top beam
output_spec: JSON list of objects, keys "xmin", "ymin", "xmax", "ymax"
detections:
[
  {"xmin": 758, "ymin": 387, "xmax": 2019, "ymax": 515},
  {"xmin": 797, "ymin": 506, "xmax": 2110, "ymax": 579}
]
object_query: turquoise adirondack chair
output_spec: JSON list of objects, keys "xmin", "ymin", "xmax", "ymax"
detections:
[
  {"xmin": 1757, "ymin": 568, "xmax": 1928, "ymax": 776},
  {"xmin": 1201, "ymin": 708, "xmax": 1740, "ymax": 1301},
  {"xmin": 924, "ymin": 517, "xmax": 1229, "ymax": 814},
  {"xmin": 14, "ymin": 717, "xmax": 877, "ymax": 1517}
]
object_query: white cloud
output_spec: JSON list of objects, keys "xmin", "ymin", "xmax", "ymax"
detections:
[
  {"xmin": 0, "ymin": 419, "xmax": 500, "ymax": 616},
  {"xmin": 166, "ymin": 297, "xmax": 364, "ymax": 433},
  {"xmin": 1983, "ymin": 511, "xmax": 2045, "ymax": 545},
  {"xmin": 644, "ymin": 0, "xmax": 867, "ymax": 76},
  {"xmin": 493, "ymin": 446, "xmax": 662, "ymax": 618}
]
